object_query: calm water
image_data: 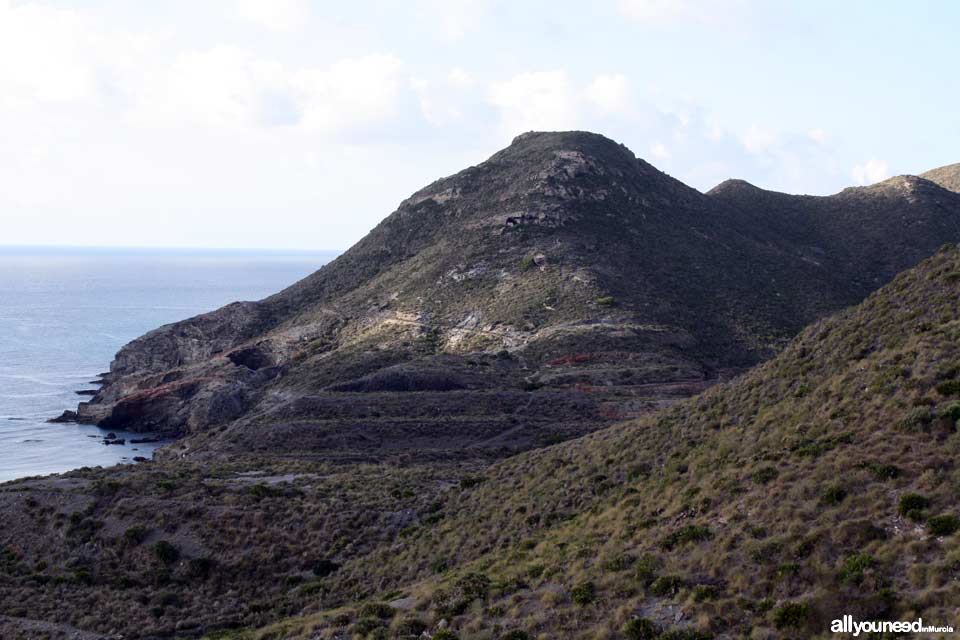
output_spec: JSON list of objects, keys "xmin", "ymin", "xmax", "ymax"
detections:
[{"xmin": 0, "ymin": 247, "xmax": 335, "ymax": 483}]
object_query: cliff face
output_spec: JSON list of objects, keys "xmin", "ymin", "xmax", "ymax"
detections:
[{"xmin": 65, "ymin": 132, "xmax": 960, "ymax": 460}]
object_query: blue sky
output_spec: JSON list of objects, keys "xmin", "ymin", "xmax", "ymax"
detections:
[{"xmin": 2, "ymin": 0, "xmax": 958, "ymax": 249}]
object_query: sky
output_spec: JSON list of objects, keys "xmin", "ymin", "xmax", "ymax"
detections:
[{"xmin": 2, "ymin": 0, "xmax": 959, "ymax": 250}]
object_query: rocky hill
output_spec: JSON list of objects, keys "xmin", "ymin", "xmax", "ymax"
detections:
[
  {"xmin": 60, "ymin": 132, "xmax": 960, "ymax": 464},
  {"xmin": 921, "ymin": 162, "xmax": 960, "ymax": 193}
]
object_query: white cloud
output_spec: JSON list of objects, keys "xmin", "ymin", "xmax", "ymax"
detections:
[
  {"xmin": 585, "ymin": 73, "xmax": 630, "ymax": 114},
  {"xmin": 488, "ymin": 71, "xmax": 578, "ymax": 137},
  {"xmin": 741, "ymin": 124, "xmax": 778, "ymax": 154},
  {"xmin": 428, "ymin": 0, "xmax": 491, "ymax": 41},
  {"xmin": 807, "ymin": 128, "xmax": 827, "ymax": 144},
  {"xmin": 617, "ymin": 0, "xmax": 740, "ymax": 24},
  {"xmin": 852, "ymin": 159, "xmax": 890, "ymax": 185},
  {"xmin": 235, "ymin": 0, "xmax": 310, "ymax": 32},
  {"xmin": 447, "ymin": 67, "xmax": 476, "ymax": 90},
  {"xmin": 131, "ymin": 48, "xmax": 404, "ymax": 133},
  {"xmin": 651, "ymin": 142, "xmax": 670, "ymax": 159}
]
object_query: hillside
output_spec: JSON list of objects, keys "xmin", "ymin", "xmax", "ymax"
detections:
[
  {"xmin": 233, "ymin": 244, "xmax": 960, "ymax": 639},
  {"xmin": 921, "ymin": 163, "xmax": 960, "ymax": 193},
  {"xmin": 59, "ymin": 132, "xmax": 960, "ymax": 465}
]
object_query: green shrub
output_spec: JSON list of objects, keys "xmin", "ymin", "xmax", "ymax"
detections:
[
  {"xmin": 692, "ymin": 584, "xmax": 718, "ymax": 601},
  {"xmin": 898, "ymin": 407, "xmax": 933, "ymax": 431},
  {"xmin": 634, "ymin": 553, "xmax": 660, "ymax": 584},
  {"xmin": 821, "ymin": 485, "xmax": 848, "ymax": 505},
  {"xmin": 649, "ymin": 575, "xmax": 684, "ymax": 596},
  {"xmin": 898, "ymin": 493, "xmax": 930, "ymax": 520},
  {"xmin": 927, "ymin": 514, "xmax": 960, "ymax": 536},
  {"xmin": 187, "ymin": 557, "xmax": 213, "ymax": 579},
  {"xmin": 392, "ymin": 616, "xmax": 428, "ymax": 637},
  {"xmin": 351, "ymin": 617, "xmax": 386, "ymax": 635},
  {"xmin": 312, "ymin": 558, "xmax": 341, "ymax": 577},
  {"xmin": 661, "ymin": 525, "xmax": 712, "ymax": 550},
  {"xmin": 839, "ymin": 553, "xmax": 876, "ymax": 584},
  {"xmin": 623, "ymin": 618, "xmax": 659, "ymax": 640},
  {"xmin": 571, "ymin": 580, "xmax": 596, "ymax": 606},
  {"xmin": 938, "ymin": 401, "xmax": 960, "ymax": 421},
  {"xmin": 936, "ymin": 379, "xmax": 960, "ymax": 396},
  {"xmin": 432, "ymin": 631, "xmax": 460, "ymax": 640},
  {"xmin": 152, "ymin": 541, "xmax": 179, "ymax": 564},
  {"xmin": 659, "ymin": 631, "xmax": 713, "ymax": 640},
  {"xmin": 751, "ymin": 467, "xmax": 779, "ymax": 484},
  {"xmin": 776, "ymin": 562, "xmax": 801, "ymax": 578},
  {"xmin": 122, "ymin": 525, "xmax": 148, "ymax": 547},
  {"xmin": 359, "ymin": 602, "xmax": 395, "ymax": 619},
  {"xmin": 596, "ymin": 296, "xmax": 616, "ymax": 307},
  {"xmin": 498, "ymin": 631, "xmax": 529, "ymax": 640},
  {"xmin": 519, "ymin": 255, "xmax": 536, "ymax": 272},
  {"xmin": 869, "ymin": 463, "xmax": 900, "ymax": 480},
  {"xmin": 771, "ymin": 602, "xmax": 812, "ymax": 630}
]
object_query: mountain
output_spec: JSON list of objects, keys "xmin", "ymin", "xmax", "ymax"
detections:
[
  {"xmin": 231, "ymin": 243, "xmax": 960, "ymax": 639},
  {"xmin": 921, "ymin": 162, "xmax": 960, "ymax": 193},
  {"xmin": 59, "ymin": 132, "xmax": 960, "ymax": 465},
  {"xmin": 4, "ymin": 132, "xmax": 960, "ymax": 639},
  {"xmin": 7, "ymin": 243, "xmax": 956, "ymax": 639}
]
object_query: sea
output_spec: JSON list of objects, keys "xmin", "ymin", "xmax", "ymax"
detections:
[{"xmin": 0, "ymin": 247, "xmax": 336, "ymax": 483}]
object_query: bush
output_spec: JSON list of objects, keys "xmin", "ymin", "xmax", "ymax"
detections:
[
  {"xmin": 661, "ymin": 525, "xmax": 712, "ymax": 550},
  {"xmin": 498, "ymin": 632, "xmax": 529, "ymax": 640},
  {"xmin": 839, "ymin": 553, "xmax": 876, "ymax": 584},
  {"xmin": 869, "ymin": 463, "xmax": 900, "ymax": 480},
  {"xmin": 359, "ymin": 602, "xmax": 395, "ymax": 619},
  {"xmin": 432, "ymin": 631, "xmax": 460, "ymax": 640},
  {"xmin": 519, "ymin": 255, "xmax": 536, "ymax": 272},
  {"xmin": 936, "ymin": 379, "xmax": 960, "ymax": 396},
  {"xmin": 391, "ymin": 615, "xmax": 428, "ymax": 637},
  {"xmin": 623, "ymin": 617, "xmax": 659, "ymax": 640},
  {"xmin": 821, "ymin": 485, "xmax": 848, "ymax": 505},
  {"xmin": 152, "ymin": 541, "xmax": 179, "ymax": 564},
  {"xmin": 596, "ymin": 296, "xmax": 616, "ymax": 306},
  {"xmin": 649, "ymin": 575, "xmax": 684, "ymax": 596},
  {"xmin": 571, "ymin": 580, "xmax": 596, "ymax": 606},
  {"xmin": 927, "ymin": 514, "xmax": 960, "ymax": 536},
  {"xmin": 939, "ymin": 401, "xmax": 960, "ymax": 421},
  {"xmin": 312, "ymin": 558, "xmax": 341, "ymax": 577},
  {"xmin": 692, "ymin": 584, "xmax": 719, "ymax": 601},
  {"xmin": 187, "ymin": 557, "xmax": 213, "ymax": 579},
  {"xmin": 771, "ymin": 602, "xmax": 812, "ymax": 630},
  {"xmin": 751, "ymin": 467, "xmax": 779, "ymax": 484},
  {"xmin": 898, "ymin": 493, "xmax": 930, "ymax": 520},
  {"xmin": 122, "ymin": 526, "xmax": 148, "ymax": 547},
  {"xmin": 634, "ymin": 553, "xmax": 660, "ymax": 584},
  {"xmin": 659, "ymin": 631, "xmax": 713, "ymax": 640}
]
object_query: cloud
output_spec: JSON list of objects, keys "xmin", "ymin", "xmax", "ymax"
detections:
[
  {"xmin": 447, "ymin": 67, "xmax": 476, "ymax": 90},
  {"xmin": 131, "ymin": 48, "xmax": 404, "ymax": 134},
  {"xmin": 585, "ymin": 73, "xmax": 630, "ymax": 115},
  {"xmin": 651, "ymin": 142, "xmax": 670, "ymax": 159},
  {"xmin": 851, "ymin": 159, "xmax": 890, "ymax": 185},
  {"xmin": 488, "ymin": 71, "xmax": 578, "ymax": 137},
  {"xmin": 740, "ymin": 124, "xmax": 778, "ymax": 154},
  {"xmin": 427, "ymin": 0, "xmax": 491, "ymax": 41},
  {"xmin": 235, "ymin": 0, "xmax": 310, "ymax": 32},
  {"xmin": 617, "ymin": 0, "xmax": 741, "ymax": 24}
]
